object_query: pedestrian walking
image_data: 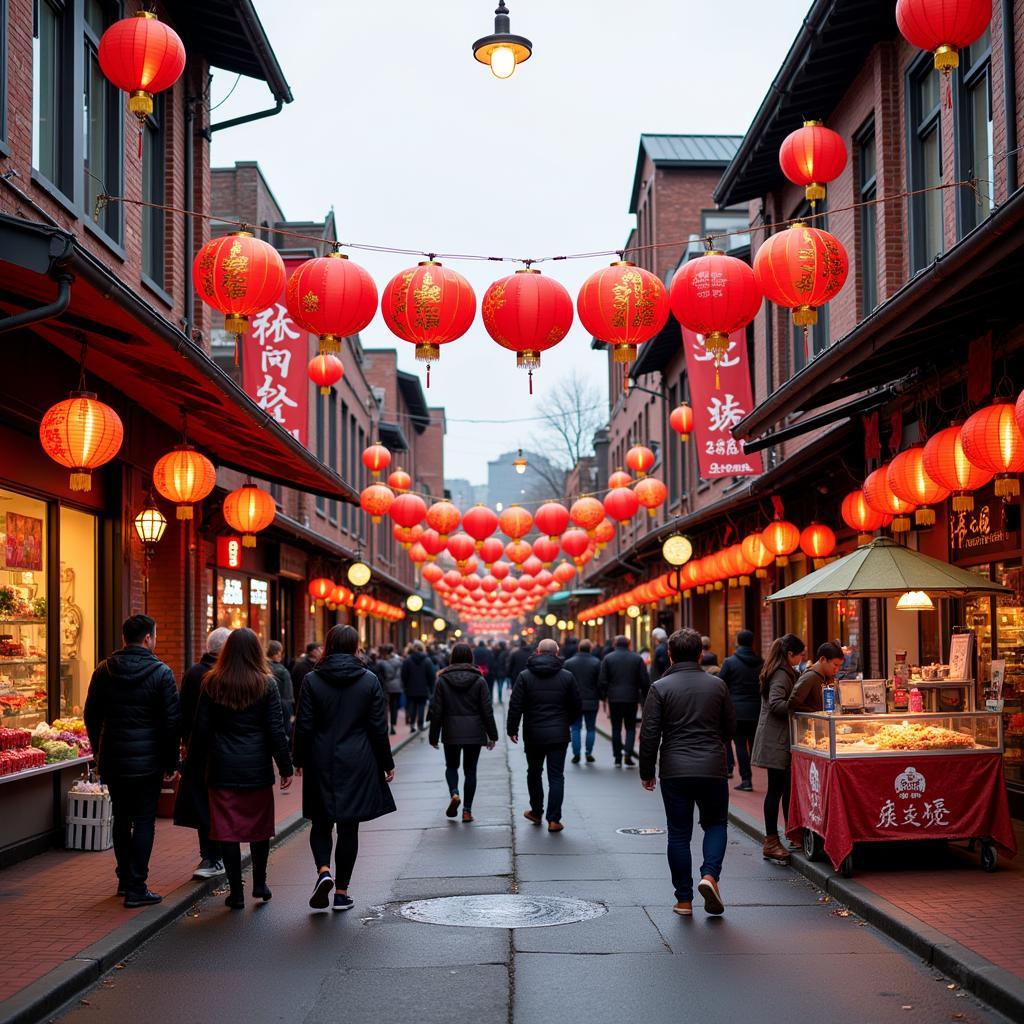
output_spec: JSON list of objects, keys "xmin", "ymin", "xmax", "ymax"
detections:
[
  {"xmin": 718, "ymin": 630, "xmax": 763, "ymax": 793},
  {"xmin": 429, "ymin": 642, "xmax": 498, "ymax": 822},
  {"xmin": 700, "ymin": 636, "xmax": 719, "ymax": 668},
  {"xmin": 790, "ymin": 641, "xmax": 845, "ymax": 712},
  {"xmin": 293, "ymin": 625, "xmax": 396, "ymax": 912},
  {"xmin": 506, "ymin": 637, "xmax": 532, "ymax": 682},
  {"xmin": 84, "ymin": 615, "xmax": 181, "ymax": 908},
  {"xmin": 650, "ymin": 627, "xmax": 669, "ymax": 682},
  {"xmin": 188, "ymin": 628, "xmax": 293, "ymax": 909},
  {"xmin": 560, "ymin": 635, "xmax": 579, "ymax": 661},
  {"xmin": 401, "ymin": 640, "xmax": 436, "ymax": 732},
  {"xmin": 639, "ymin": 628, "xmax": 736, "ymax": 917},
  {"xmin": 375, "ymin": 644, "xmax": 404, "ymax": 735},
  {"xmin": 291, "ymin": 641, "xmax": 323, "ymax": 700},
  {"xmin": 472, "ymin": 639, "xmax": 494, "ymax": 701},
  {"xmin": 598, "ymin": 635, "xmax": 650, "ymax": 767},
  {"xmin": 267, "ymin": 641, "xmax": 295, "ymax": 725},
  {"xmin": 750, "ymin": 633, "xmax": 806, "ymax": 865},
  {"xmin": 175, "ymin": 626, "xmax": 231, "ymax": 880},
  {"xmin": 507, "ymin": 638, "xmax": 582, "ymax": 832},
  {"xmin": 492, "ymin": 640, "xmax": 510, "ymax": 704},
  {"xmin": 565, "ymin": 639, "xmax": 601, "ymax": 764}
]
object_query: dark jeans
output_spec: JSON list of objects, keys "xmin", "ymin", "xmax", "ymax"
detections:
[
  {"xmin": 444, "ymin": 743, "xmax": 482, "ymax": 810},
  {"xmin": 525, "ymin": 743, "xmax": 567, "ymax": 823},
  {"xmin": 660, "ymin": 776, "xmax": 729, "ymax": 902},
  {"xmin": 222, "ymin": 839, "xmax": 269, "ymax": 896},
  {"xmin": 406, "ymin": 696, "xmax": 427, "ymax": 730},
  {"xmin": 570, "ymin": 709, "xmax": 598, "ymax": 757},
  {"xmin": 198, "ymin": 823, "xmax": 221, "ymax": 863},
  {"xmin": 387, "ymin": 692, "xmax": 402, "ymax": 728},
  {"xmin": 310, "ymin": 819, "xmax": 361, "ymax": 889},
  {"xmin": 764, "ymin": 766, "xmax": 791, "ymax": 836},
  {"xmin": 495, "ymin": 677, "xmax": 507, "ymax": 703},
  {"xmin": 609, "ymin": 701, "xmax": 639, "ymax": 760},
  {"xmin": 106, "ymin": 774, "xmax": 161, "ymax": 896},
  {"xmin": 732, "ymin": 720, "xmax": 757, "ymax": 783}
]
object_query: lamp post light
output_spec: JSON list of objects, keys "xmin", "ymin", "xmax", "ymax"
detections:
[
  {"xmin": 472, "ymin": 1, "xmax": 532, "ymax": 79},
  {"xmin": 513, "ymin": 448, "xmax": 528, "ymax": 475},
  {"xmin": 347, "ymin": 560, "xmax": 372, "ymax": 588},
  {"xmin": 134, "ymin": 492, "xmax": 167, "ymax": 614},
  {"xmin": 661, "ymin": 533, "xmax": 693, "ymax": 601}
]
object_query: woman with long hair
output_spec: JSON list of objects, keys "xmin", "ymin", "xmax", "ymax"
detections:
[
  {"xmin": 293, "ymin": 624, "xmax": 396, "ymax": 912},
  {"xmin": 750, "ymin": 633, "xmax": 806, "ymax": 866},
  {"xmin": 428, "ymin": 642, "xmax": 498, "ymax": 822},
  {"xmin": 189, "ymin": 628, "xmax": 293, "ymax": 909}
]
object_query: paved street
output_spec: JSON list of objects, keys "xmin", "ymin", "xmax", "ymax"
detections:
[{"xmin": 56, "ymin": 713, "xmax": 1009, "ymax": 1024}]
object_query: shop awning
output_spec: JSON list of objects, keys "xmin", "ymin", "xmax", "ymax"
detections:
[
  {"xmin": 0, "ymin": 214, "xmax": 354, "ymax": 502},
  {"xmin": 547, "ymin": 588, "xmax": 603, "ymax": 606}
]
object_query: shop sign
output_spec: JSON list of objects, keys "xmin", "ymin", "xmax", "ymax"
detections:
[
  {"xmin": 221, "ymin": 576, "xmax": 245, "ymax": 606},
  {"xmin": 241, "ymin": 256, "xmax": 310, "ymax": 447},
  {"xmin": 217, "ymin": 536, "xmax": 243, "ymax": 570},
  {"xmin": 249, "ymin": 578, "xmax": 269, "ymax": 608},
  {"xmin": 680, "ymin": 328, "xmax": 763, "ymax": 479},
  {"xmin": 949, "ymin": 483, "xmax": 1019, "ymax": 561}
]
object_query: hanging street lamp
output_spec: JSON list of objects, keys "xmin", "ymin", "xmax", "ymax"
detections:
[
  {"xmin": 133, "ymin": 492, "xmax": 167, "ymax": 614},
  {"xmin": 473, "ymin": 1, "xmax": 532, "ymax": 79}
]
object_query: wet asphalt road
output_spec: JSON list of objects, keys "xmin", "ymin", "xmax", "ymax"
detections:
[{"xmin": 55, "ymin": 708, "xmax": 1010, "ymax": 1024}]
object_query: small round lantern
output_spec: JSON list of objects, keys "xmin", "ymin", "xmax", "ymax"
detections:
[
  {"xmin": 778, "ymin": 121, "xmax": 848, "ymax": 205},
  {"xmin": 222, "ymin": 483, "xmax": 276, "ymax": 547},
  {"xmin": 98, "ymin": 12, "xmax": 185, "ymax": 118},
  {"xmin": 427, "ymin": 500, "xmax": 461, "ymax": 540},
  {"xmin": 799, "ymin": 523, "xmax": 837, "ymax": 568},
  {"xmin": 39, "ymin": 392, "xmax": 123, "ymax": 492},
  {"xmin": 841, "ymin": 489, "xmax": 892, "ymax": 544},
  {"xmin": 604, "ymin": 486, "xmax": 640, "ymax": 526},
  {"xmin": 360, "ymin": 483, "xmax": 396, "ymax": 524},
  {"xmin": 152, "ymin": 444, "xmax": 216, "ymax": 520},
  {"xmin": 388, "ymin": 493, "xmax": 427, "ymax": 528},
  {"xmin": 863, "ymin": 465, "xmax": 915, "ymax": 532},
  {"xmin": 388, "ymin": 468, "xmax": 412, "ymax": 493},
  {"xmin": 534, "ymin": 502, "xmax": 570, "ymax": 541},
  {"xmin": 761, "ymin": 519, "xmax": 801, "ymax": 566},
  {"xmin": 923, "ymin": 424, "xmax": 992, "ymax": 512},
  {"xmin": 740, "ymin": 532, "xmax": 774, "ymax": 578},
  {"xmin": 361, "ymin": 442, "xmax": 392, "ymax": 478},
  {"xmin": 634, "ymin": 477, "xmax": 668, "ymax": 517},
  {"xmin": 308, "ymin": 354, "xmax": 344, "ymax": 395},
  {"xmin": 570, "ymin": 496, "xmax": 605, "ymax": 533},
  {"xmin": 625, "ymin": 445, "xmax": 655, "ymax": 478},
  {"xmin": 669, "ymin": 403, "xmax": 694, "ymax": 443},
  {"xmin": 887, "ymin": 447, "xmax": 950, "ymax": 526}
]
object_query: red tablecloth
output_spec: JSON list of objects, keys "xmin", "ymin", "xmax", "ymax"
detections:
[{"xmin": 786, "ymin": 749, "xmax": 1018, "ymax": 870}]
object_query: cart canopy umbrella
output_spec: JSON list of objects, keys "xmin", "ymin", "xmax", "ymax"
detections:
[{"xmin": 765, "ymin": 537, "xmax": 1010, "ymax": 601}]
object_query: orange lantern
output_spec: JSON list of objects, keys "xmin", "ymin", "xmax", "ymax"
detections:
[
  {"xmin": 553, "ymin": 561, "xmax": 576, "ymax": 584},
  {"xmin": 532, "ymin": 536, "xmax": 561, "ymax": 566},
  {"xmin": 286, "ymin": 252, "xmax": 377, "ymax": 355},
  {"xmin": 534, "ymin": 502, "xmax": 570, "ymax": 541},
  {"xmin": 490, "ymin": 560, "xmax": 511, "ymax": 580},
  {"xmin": 427, "ymin": 500, "xmax": 461, "ymax": 540},
  {"xmin": 625, "ymin": 445, "xmax": 656, "ymax": 478},
  {"xmin": 39, "ymin": 392, "xmax": 123, "ymax": 492},
  {"xmin": 740, "ymin": 532, "xmax": 774, "ymax": 579},
  {"xmin": 887, "ymin": 447, "xmax": 950, "ymax": 526},
  {"xmin": 863, "ymin": 465, "xmax": 914, "ymax": 532},
  {"xmin": 394, "ymin": 523, "xmax": 423, "ymax": 549},
  {"xmin": 799, "ymin": 523, "xmax": 836, "ymax": 568},
  {"xmin": 222, "ymin": 483, "xmax": 276, "ymax": 547},
  {"xmin": 570, "ymin": 496, "xmax": 605, "ymax": 532},
  {"xmin": 479, "ymin": 536, "xmax": 505, "ymax": 567},
  {"xmin": 499, "ymin": 505, "xmax": 533, "ymax": 542},
  {"xmin": 963, "ymin": 401, "xmax": 1024, "ymax": 497},
  {"xmin": 387, "ymin": 468, "xmax": 412, "ymax": 493},
  {"xmin": 608, "ymin": 469, "xmax": 633, "ymax": 489},
  {"xmin": 778, "ymin": 121, "xmax": 847, "ymax": 205},
  {"xmin": 505, "ymin": 539, "xmax": 532, "ymax": 565},
  {"xmin": 308, "ymin": 354, "xmax": 344, "ymax": 395},
  {"xmin": 841, "ymin": 490, "xmax": 892, "ymax": 544},
  {"xmin": 592, "ymin": 517, "xmax": 616, "ymax": 549},
  {"xmin": 761, "ymin": 519, "xmax": 801, "ymax": 566},
  {"xmin": 308, "ymin": 578, "xmax": 335, "ymax": 605},
  {"xmin": 604, "ymin": 486, "xmax": 640, "ymax": 525},
  {"xmin": 408, "ymin": 541, "xmax": 429, "ymax": 566},
  {"xmin": 97, "ymin": 11, "xmax": 185, "ymax": 117},
  {"xmin": 923, "ymin": 424, "xmax": 992, "ymax": 512},
  {"xmin": 422, "ymin": 562, "xmax": 444, "ymax": 585},
  {"xmin": 634, "ymin": 477, "xmax": 668, "ymax": 517},
  {"xmin": 360, "ymin": 483, "xmax": 395, "ymax": 524},
  {"xmin": 388, "ymin": 493, "xmax": 427, "ymax": 529},
  {"xmin": 362, "ymin": 442, "xmax": 392, "ymax": 478},
  {"xmin": 152, "ymin": 444, "xmax": 216, "ymax": 520},
  {"xmin": 670, "ymin": 403, "xmax": 694, "ymax": 443}
]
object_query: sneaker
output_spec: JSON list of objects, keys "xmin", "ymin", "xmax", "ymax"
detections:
[
  {"xmin": 548, "ymin": 821, "xmax": 565, "ymax": 833},
  {"xmin": 672, "ymin": 901, "xmax": 693, "ymax": 917},
  {"xmin": 446, "ymin": 794, "xmax": 461, "ymax": 818},
  {"xmin": 192, "ymin": 858, "xmax": 225, "ymax": 880},
  {"xmin": 697, "ymin": 876, "xmax": 724, "ymax": 916},
  {"xmin": 333, "ymin": 893, "xmax": 354, "ymax": 912},
  {"xmin": 124, "ymin": 890, "xmax": 163, "ymax": 909},
  {"xmin": 571, "ymin": 754, "xmax": 581, "ymax": 764},
  {"xmin": 623, "ymin": 754, "xmax": 636, "ymax": 767},
  {"xmin": 614, "ymin": 757, "xmax": 622, "ymax": 767},
  {"xmin": 309, "ymin": 870, "xmax": 334, "ymax": 910},
  {"xmin": 252, "ymin": 883, "xmax": 272, "ymax": 902},
  {"xmin": 734, "ymin": 781, "xmax": 753, "ymax": 792},
  {"xmin": 523, "ymin": 810, "xmax": 542, "ymax": 825},
  {"xmin": 586, "ymin": 754, "xmax": 596, "ymax": 764}
]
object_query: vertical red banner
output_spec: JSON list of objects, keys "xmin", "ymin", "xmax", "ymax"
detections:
[
  {"xmin": 681, "ymin": 328, "xmax": 763, "ymax": 478},
  {"xmin": 241, "ymin": 256, "xmax": 310, "ymax": 447}
]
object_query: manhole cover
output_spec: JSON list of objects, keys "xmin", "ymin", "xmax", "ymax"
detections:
[
  {"xmin": 616, "ymin": 827, "xmax": 666, "ymax": 836},
  {"xmin": 399, "ymin": 894, "xmax": 607, "ymax": 929}
]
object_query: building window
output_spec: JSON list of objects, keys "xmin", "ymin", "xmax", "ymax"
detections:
[
  {"xmin": 141, "ymin": 93, "xmax": 165, "ymax": 284},
  {"xmin": 857, "ymin": 121, "xmax": 878, "ymax": 315},
  {"xmin": 908, "ymin": 57, "xmax": 943, "ymax": 272},
  {"xmin": 0, "ymin": 0, "xmax": 8, "ymax": 145},
  {"xmin": 701, "ymin": 208, "xmax": 750, "ymax": 252},
  {"xmin": 791, "ymin": 202, "xmax": 829, "ymax": 372},
  {"xmin": 958, "ymin": 28, "xmax": 993, "ymax": 234},
  {"xmin": 315, "ymin": 394, "xmax": 326, "ymax": 517},
  {"xmin": 328, "ymin": 392, "xmax": 338, "ymax": 525},
  {"xmin": 32, "ymin": 0, "xmax": 71, "ymax": 192},
  {"xmin": 83, "ymin": 0, "xmax": 122, "ymax": 242}
]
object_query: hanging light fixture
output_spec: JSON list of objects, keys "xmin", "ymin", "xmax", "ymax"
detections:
[
  {"xmin": 661, "ymin": 534, "xmax": 693, "ymax": 567},
  {"xmin": 473, "ymin": 1, "xmax": 532, "ymax": 79},
  {"xmin": 133, "ymin": 492, "xmax": 168, "ymax": 546},
  {"xmin": 407, "ymin": 594, "xmax": 424, "ymax": 612},
  {"xmin": 348, "ymin": 560, "xmax": 372, "ymax": 588},
  {"xmin": 897, "ymin": 590, "xmax": 934, "ymax": 611},
  {"xmin": 513, "ymin": 449, "xmax": 528, "ymax": 475}
]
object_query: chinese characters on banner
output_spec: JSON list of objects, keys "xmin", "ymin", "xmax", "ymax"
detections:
[
  {"xmin": 680, "ymin": 328, "xmax": 763, "ymax": 478},
  {"xmin": 241, "ymin": 256, "xmax": 310, "ymax": 447}
]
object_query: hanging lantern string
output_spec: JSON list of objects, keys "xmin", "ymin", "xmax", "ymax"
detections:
[{"xmin": 96, "ymin": 175, "xmax": 987, "ymax": 270}]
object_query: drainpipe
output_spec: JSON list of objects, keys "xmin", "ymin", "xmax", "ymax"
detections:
[
  {"xmin": 1002, "ymin": 0, "xmax": 1018, "ymax": 193},
  {"xmin": 0, "ymin": 271, "xmax": 73, "ymax": 334},
  {"xmin": 206, "ymin": 99, "xmax": 284, "ymax": 139}
]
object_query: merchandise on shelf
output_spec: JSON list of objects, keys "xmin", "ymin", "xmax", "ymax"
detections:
[
  {"xmin": 0, "ymin": 746, "xmax": 45, "ymax": 775},
  {"xmin": 0, "ymin": 727, "xmax": 31, "ymax": 750}
]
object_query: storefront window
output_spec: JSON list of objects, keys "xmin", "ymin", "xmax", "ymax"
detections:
[
  {"xmin": 726, "ymin": 586, "xmax": 744, "ymax": 653},
  {"xmin": 59, "ymin": 506, "xmax": 96, "ymax": 718},
  {"xmin": 994, "ymin": 563, "xmax": 1024, "ymax": 788},
  {"xmin": 963, "ymin": 564, "xmax": 993, "ymax": 694},
  {"xmin": 217, "ymin": 573, "xmax": 249, "ymax": 631},
  {"xmin": 249, "ymin": 578, "xmax": 270, "ymax": 645},
  {"xmin": 829, "ymin": 598, "xmax": 863, "ymax": 676}
]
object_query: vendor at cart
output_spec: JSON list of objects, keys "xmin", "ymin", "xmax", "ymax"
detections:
[{"xmin": 788, "ymin": 642, "xmax": 845, "ymax": 712}]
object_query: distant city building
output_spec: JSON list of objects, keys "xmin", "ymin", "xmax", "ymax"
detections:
[
  {"xmin": 446, "ymin": 478, "xmax": 488, "ymax": 509},
  {"xmin": 487, "ymin": 450, "xmax": 559, "ymax": 511}
]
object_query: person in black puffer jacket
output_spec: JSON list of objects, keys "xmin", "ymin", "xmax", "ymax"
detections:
[
  {"xmin": 294, "ymin": 625, "xmax": 396, "ymax": 912},
  {"xmin": 507, "ymin": 639, "xmax": 582, "ymax": 831},
  {"xmin": 492, "ymin": 640, "xmax": 510, "ymax": 704},
  {"xmin": 429, "ymin": 643, "xmax": 498, "ymax": 822},
  {"xmin": 598, "ymin": 635, "xmax": 651, "ymax": 767},
  {"xmin": 85, "ymin": 614, "xmax": 181, "ymax": 908},
  {"xmin": 506, "ymin": 639, "xmax": 532, "ymax": 685},
  {"xmin": 717, "ymin": 630, "xmax": 764, "ymax": 792},
  {"xmin": 401, "ymin": 641, "xmax": 436, "ymax": 732},
  {"xmin": 564, "ymin": 639, "xmax": 601, "ymax": 764}
]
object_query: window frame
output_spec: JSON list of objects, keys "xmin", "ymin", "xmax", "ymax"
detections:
[
  {"xmin": 0, "ymin": 0, "xmax": 8, "ymax": 152},
  {"xmin": 856, "ymin": 117, "xmax": 878, "ymax": 316},
  {"xmin": 315, "ymin": 393, "xmax": 326, "ymax": 518},
  {"xmin": 32, "ymin": 0, "xmax": 75, "ymax": 197},
  {"xmin": 141, "ymin": 92, "xmax": 165, "ymax": 287},
  {"xmin": 955, "ymin": 31, "xmax": 993, "ymax": 236},
  {"xmin": 907, "ymin": 53, "xmax": 944, "ymax": 273}
]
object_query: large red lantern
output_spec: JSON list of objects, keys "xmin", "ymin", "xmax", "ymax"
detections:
[
  {"xmin": 462, "ymin": 504, "xmax": 499, "ymax": 548},
  {"xmin": 778, "ymin": 121, "xmax": 848, "ymax": 205},
  {"xmin": 447, "ymin": 533, "xmax": 476, "ymax": 568},
  {"xmin": 560, "ymin": 528, "xmax": 590, "ymax": 566},
  {"xmin": 923, "ymin": 425, "xmax": 992, "ymax": 511},
  {"xmin": 193, "ymin": 232, "xmax": 285, "ymax": 337},
  {"xmin": 308, "ymin": 578, "xmax": 335, "ymax": 605},
  {"xmin": 98, "ymin": 12, "xmax": 185, "ymax": 118},
  {"xmin": 286, "ymin": 252, "xmax": 377, "ymax": 355},
  {"xmin": 499, "ymin": 505, "xmax": 533, "ymax": 542},
  {"xmin": 388, "ymin": 468, "xmax": 412, "ymax": 493},
  {"xmin": 152, "ymin": 444, "xmax": 216, "ymax": 520},
  {"xmin": 625, "ymin": 445, "xmax": 655, "ymax": 478},
  {"xmin": 381, "ymin": 261, "xmax": 476, "ymax": 382},
  {"xmin": 753, "ymin": 223, "xmax": 849, "ymax": 328},
  {"xmin": 534, "ymin": 502, "xmax": 570, "ymax": 541},
  {"xmin": 740, "ymin": 532, "xmax": 774, "ymax": 579},
  {"xmin": 841, "ymin": 490, "xmax": 892, "ymax": 544},
  {"xmin": 962, "ymin": 403, "xmax": 1024, "ymax": 497},
  {"xmin": 360, "ymin": 483, "xmax": 395, "ymax": 524},
  {"xmin": 887, "ymin": 447, "xmax": 950, "ymax": 526},
  {"xmin": 669, "ymin": 403, "xmax": 694, "ymax": 443},
  {"xmin": 668, "ymin": 251, "xmax": 762, "ymax": 373},
  {"xmin": 532, "ymin": 537, "xmax": 561, "ymax": 566},
  {"xmin": 570, "ymin": 496, "xmax": 605, "ymax": 532},
  {"xmin": 308, "ymin": 354, "xmax": 344, "ymax": 395},
  {"xmin": 896, "ymin": 0, "xmax": 992, "ymax": 71},
  {"xmin": 420, "ymin": 528, "xmax": 448, "ymax": 560},
  {"xmin": 479, "ymin": 536, "xmax": 505, "ymax": 567},
  {"xmin": 388, "ymin": 492, "xmax": 427, "ymax": 528},
  {"xmin": 761, "ymin": 519, "xmax": 801, "ymax": 566},
  {"xmin": 481, "ymin": 269, "xmax": 573, "ymax": 390},
  {"xmin": 799, "ymin": 523, "xmax": 836, "ymax": 568},
  {"xmin": 361, "ymin": 442, "xmax": 391, "ymax": 478},
  {"xmin": 604, "ymin": 486, "xmax": 640, "ymax": 526},
  {"xmin": 39, "ymin": 392, "xmax": 123, "ymax": 492},
  {"xmin": 426, "ymin": 500, "xmax": 461, "ymax": 540},
  {"xmin": 222, "ymin": 483, "xmax": 276, "ymax": 548},
  {"xmin": 635, "ymin": 477, "xmax": 668, "ymax": 517},
  {"xmin": 863, "ymin": 465, "xmax": 914, "ymax": 532},
  {"xmin": 576, "ymin": 260, "xmax": 669, "ymax": 366}
]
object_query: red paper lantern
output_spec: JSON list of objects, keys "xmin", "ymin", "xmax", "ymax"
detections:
[
  {"xmin": 388, "ymin": 468, "xmax": 412, "ymax": 493},
  {"xmin": 193, "ymin": 232, "xmax": 286, "ymax": 337},
  {"xmin": 576, "ymin": 260, "xmax": 669, "ymax": 365},
  {"xmin": 608, "ymin": 469, "xmax": 633, "ymax": 489},
  {"xmin": 896, "ymin": 0, "xmax": 992, "ymax": 71},
  {"xmin": 779, "ymin": 121, "xmax": 848, "ymax": 204},
  {"xmin": 426, "ymin": 500, "xmax": 461, "ymax": 540},
  {"xmin": 532, "ymin": 536, "xmax": 561, "ymax": 566},
  {"xmin": 422, "ymin": 562, "xmax": 444, "ymax": 585},
  {"xmin": 841, "ymin": 490, "xmax": 892, "ymax": 544},
  {"xmin": 753, "ymin": 223, "xmax": 848, "ymax": 329},
  {"xmin": 887, "ymin": 447, "xmax": 950, "ymax": 526},
  {"xmin": 98, "ymin": 12, "xmax": 185, "ymax": 117},
  {"xmin": 388, "ymin": 493, "xmax": 427, "ymax": 528},
  {"xmin": 668, "ymin": 251, "xmax": 762, "ymax": 369},
  {"xmin": 570, "ymin": 496, "xmax": 605, "ymax": 532},
  {"xmin": 799, "ymin": 523, "xmax": 837, "ymax": 568},
  {"xmin": 408, "ymin": 542, "xmax": 429, "ymax": 565},
  {"xmin": 962, "ymin": 403, "xmax": 1024, "ymax": 497},
  {"xmin": 308, "ymin": 354, "xmax": 344, "ymax": 395},
  {"xmin": 420, "ymin": 528, "xmax": 448, "ymax": 559},
  {"xmin": 394, "ymin": 523, "xmax": 423, "ymax": 549},
  {"xmin": 362, "ymin": 442, "xmax": 391, "ymax": 478},
  {"xmin": 592, "ymin": 518, "xmax": 616, "ymax": 549},
  {"xmin": 670, "ymin": 403, "xmax": 694, "ymax": 443},
  {"xmin": 360, "ymin": 483, "xmax": 395, "ymax": 524},
  {"xmin": 863, "ymin": 465, "xmax": 915, "ymax": 532},
  {"xmin": 923, "ymin": 424, "xmax": 992, "ymax": 511},
  {"xmin": 490, "ymin": 560, "xmax": 511, "ymax": 580},
  {"xmin": 499, "ymin": 505, "xmax": 533, "ymax": 541},
  {"xmin": 152, "ymin": 444, "xmax": 216, "ymax": 520},
  {"xmin": 39, "ymin": 392, "xmax": 123, "ymax": 492},
  {"xmin": 625, "ymin": 445, "xmax": 655, "ymax": 478},
  {"xmin": 740, "ymin": 532, "xmax": 774, "ymax": 578},
  {"xmin": 560, "ymin": 528, "xmax": 590, "ymax": 566},
  {"xmin": 553, "ymin": 561, "xmax": 576, "ymax": 584},
  {"xmin": 634, "ymin": 477, "xmax": 668, "ymax": 517},
  {"xmin": 222, "ymin": 484, "xmax": 276, "ymax": 548},
  {"xmin": 521, "ymin": 555, "xmax": 544, "ymax": 577},
  {"xmin": 480, "ymin": 574, "xmax": 500, "ymax": 594},
  {"xmin": 447, "ymin": 533, "xmax": 476, "ymax": 568},
  {"xmin": 462, "ymin": 504, "xmax": 499, "ymax": 547},
  {"xmin": 761, "ymin": 519, "xmax": 801, "ymax": 566},
  {"xmin": 443, "ymin": 570, "xmax": 463, "ymax": 589},
  {"xmin": 505, "ymin": 540, "xmax": 532, "ymax": 565},
  {"xmin": 534, "ymin": 502, "xmax": 570, "ymax": 540},
  {"xmin": 479, "ymin": 536, "xmax": 505, "ymax": 567},
  {"xmin": 286, "ymin": 252, "xmax": 377, "ymax": 355},
  {"xmin": 308, "ymin": 578, "xmax": 335, "ymax": 604},
  {"xmin": 604, "ymin": 486, "xmax": 640, "ymax": 525}
]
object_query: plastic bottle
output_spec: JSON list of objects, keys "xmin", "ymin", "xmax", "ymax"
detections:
[{"xmin": 823, "ymin": 682, "xmax": 836, "ymax": 713}]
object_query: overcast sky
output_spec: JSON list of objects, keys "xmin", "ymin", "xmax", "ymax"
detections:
[{"xmin": 210, "ymin": 0, "xmax": 810, "ymax": 484}]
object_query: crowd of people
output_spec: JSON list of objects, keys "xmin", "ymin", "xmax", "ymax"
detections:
[{"xmin": 82, "ymin": 613, "xmax": 843, "ymax": 920}]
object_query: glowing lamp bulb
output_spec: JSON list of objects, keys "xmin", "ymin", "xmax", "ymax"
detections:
[{"xmin": 490, "ymin": 45, "xmax": 516, "ymax": 78}]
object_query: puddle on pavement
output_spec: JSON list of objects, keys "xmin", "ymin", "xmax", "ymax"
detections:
[
  {"xmin": 616, "ymin": 827, "xmax": 666, "ymax": 836},
  {"xmin": 399, "ymin": 894, "xmax": 608, "ymax": 928}
]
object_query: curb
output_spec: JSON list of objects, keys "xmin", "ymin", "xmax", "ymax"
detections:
[{"xmin": 0, "ymin": 731, "xmax": 421, "ymax": 1024}]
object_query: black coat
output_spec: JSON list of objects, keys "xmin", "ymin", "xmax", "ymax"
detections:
[
  {"xmin": 651, "ymin": 641, "xmax": 669, "ymax": 683},
  {"xmin": 291, "ymin": 657, "xmax": 318, "ymax": 701},
  {"xmin": 401, "ymin": 650, "xmax": 436, "ymax": 698},
  {"xmin": 506, "ymin": 644, "xmax": 532, "ymax": 682},
  {"xmin": 639, "ymin": 662, "xmax": 736, "ymax": 780},
  {"xmin": 563, "ymin": 651, "xmax": 601, "ymax": 712},
  {"xmin": 560, "ymin": 637, "xmax": 579, "ymax": 661},
  {"xmin": 472, "ymin": 645, "xmax": 493, "ymax": 675},
  {"xmin": 84, "ymin": 646, "xmax": 181, "ymax": 780},
  {"xmin": 718, "ymin": 646, "xmax": 764, "ymax": 721},
  {"xmin": 188, "ymin": 678, "xmax": 292, "ymax": 790},
  {"xmin": 428, "ymin": 664, "xmax": 498, "ymax": 746},
  {"xmin": 493, "ymin": 645, "xmax": 510, "ymax": 678},
  {"xmin": 598, "ymin": 645, "xmax": 651, "ymax": 704},
  {"xmin": 174, "ymin": 651, "xmax": 217, "ymax": 830},
  {"xmin": 293, "ymin": 653, "xmax": 396, "ymax": 822},
  {"xmin": 507, "ymin": 653, "xmax": 582, "ymax": 747},
  {"xmin": 270, "ymin": 660, "xmax": 295, "ymax": 721},
  {"xmin": 179, "ymin": 652, "xmax": 217, "ymax": 744}
]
